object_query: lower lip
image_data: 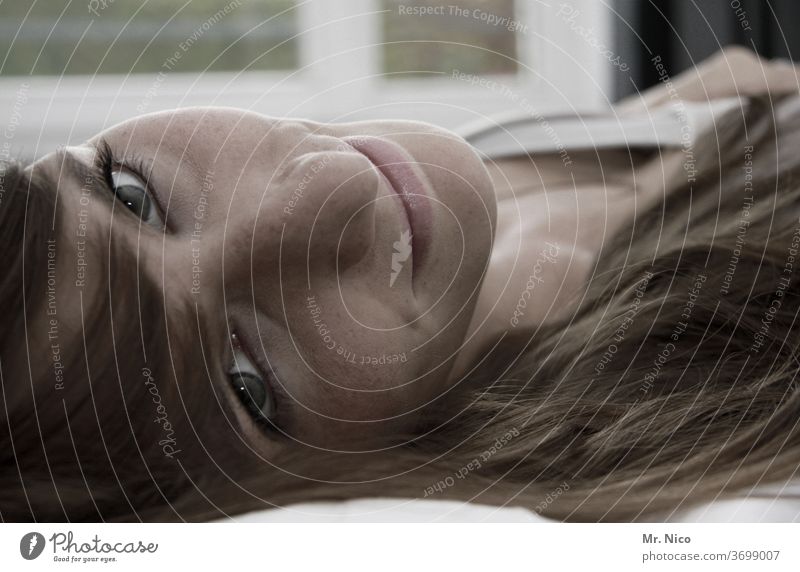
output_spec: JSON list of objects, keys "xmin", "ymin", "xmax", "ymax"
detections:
[{"xmin": 342, "ymin": 135, "xmax": 432, "ymax": 272}]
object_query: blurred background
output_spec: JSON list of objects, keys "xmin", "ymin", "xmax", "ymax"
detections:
[{"xmin": 0, "ymin": 0, "xmax": 797, "ymax": 160}]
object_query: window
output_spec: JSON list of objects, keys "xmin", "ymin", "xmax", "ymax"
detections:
[
  {"xmin": 0, "ymin": 0, "xmax": 297, "ymax": 76},
  {"xmin": 382, "ymin": 0, "xmax": 518, "ymax": 77},
  {"xmin": 0, "ymin": 0, "xmax": 613, "ymax": 159}
]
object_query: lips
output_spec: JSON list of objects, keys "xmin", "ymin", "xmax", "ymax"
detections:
[{"xmin": 341, "ymin": 135, "xmax": 432, "ymax": 274}]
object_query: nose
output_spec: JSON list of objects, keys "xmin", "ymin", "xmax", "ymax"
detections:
[
  {"xmin": 303, "ymin": 151, "xmax": 382, "ymax": 272},
  {"xmin": 222, "ymin": 146, "xmax": 381, "ymax": 301}
]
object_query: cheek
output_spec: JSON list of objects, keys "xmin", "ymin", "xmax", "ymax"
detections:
[
  {"xmin": 294, "ymin": 376, "xmax": 432, "ymax": 447},
  {"xmin": 315, "ymin": 346, "xmax": 445, "ymax": 408},
  {"xmin": 285, "ymin": 289, "xmax": 437, "ymax": 389}
]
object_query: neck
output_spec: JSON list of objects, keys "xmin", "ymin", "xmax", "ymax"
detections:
[
  {"xmin": 449, "ymin": 199, "xmax": 574, "ymax": 382},
  {"xmin": 448, "ymin": 153, "xmax": 634, "ymax": 383}
]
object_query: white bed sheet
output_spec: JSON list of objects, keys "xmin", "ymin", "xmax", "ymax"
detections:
[
  {"xmin": 222, "ymin": 479, "xmax": 800, "ymax": 523},
  {"xmin": 663, "ymin": 480, "xmax": 800, "ymax": 523},
  {"xmin": 219, "ymin": 498, "xmax": 548, "ymax": 523}
]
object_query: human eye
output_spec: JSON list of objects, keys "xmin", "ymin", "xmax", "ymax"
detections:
[
  {"xmin": 228, "ymin": 331, "xmax": 281, "ymax": 437},
  {"xmin": 94, "ymin": 140, "xmax": 165, "ymax": 230}
]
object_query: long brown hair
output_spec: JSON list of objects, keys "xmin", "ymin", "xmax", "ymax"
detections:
[
  {"xmin": 3, "ymin": 95, "xmax": 800, "ymax": 522},
  {"xmin": 0, "ymin": 158, "xmax": 251, "ymax": 521}
]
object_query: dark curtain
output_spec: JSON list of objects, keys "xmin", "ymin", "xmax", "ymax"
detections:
[{"xmin": 612, "ymin": 0, "xmax": 800, "ymax": 100}]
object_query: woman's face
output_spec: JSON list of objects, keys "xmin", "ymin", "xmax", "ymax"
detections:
[{"xmin": 36, "ymin": 107, "xmax": 496, "ymax": 455}]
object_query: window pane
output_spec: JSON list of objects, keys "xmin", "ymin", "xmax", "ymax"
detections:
[
  {"xmin": 382, "ymin": 0, "xmax": 519, "ymax": 78},
  {"xmin": 0, "ymin": 0, "xmax": 297, "ymax": 76}
]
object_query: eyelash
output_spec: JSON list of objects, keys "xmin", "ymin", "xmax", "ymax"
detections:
[
  {"xmin": 229, "ymin": 331, "xmax": 285, "ymax": 439},
  {"xmin": 93, "ymin": 139, "xmax": 166, "ymax": 229}
]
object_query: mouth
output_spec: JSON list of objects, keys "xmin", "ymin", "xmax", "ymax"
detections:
[{"xmin": 341, "ymin": 135, "xmax": 433, "ymax": 275}]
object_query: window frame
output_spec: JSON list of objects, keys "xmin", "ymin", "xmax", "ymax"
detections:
[{"xmin": 0, "ymin": 0, "xmax": 613, "ymax": 159}]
